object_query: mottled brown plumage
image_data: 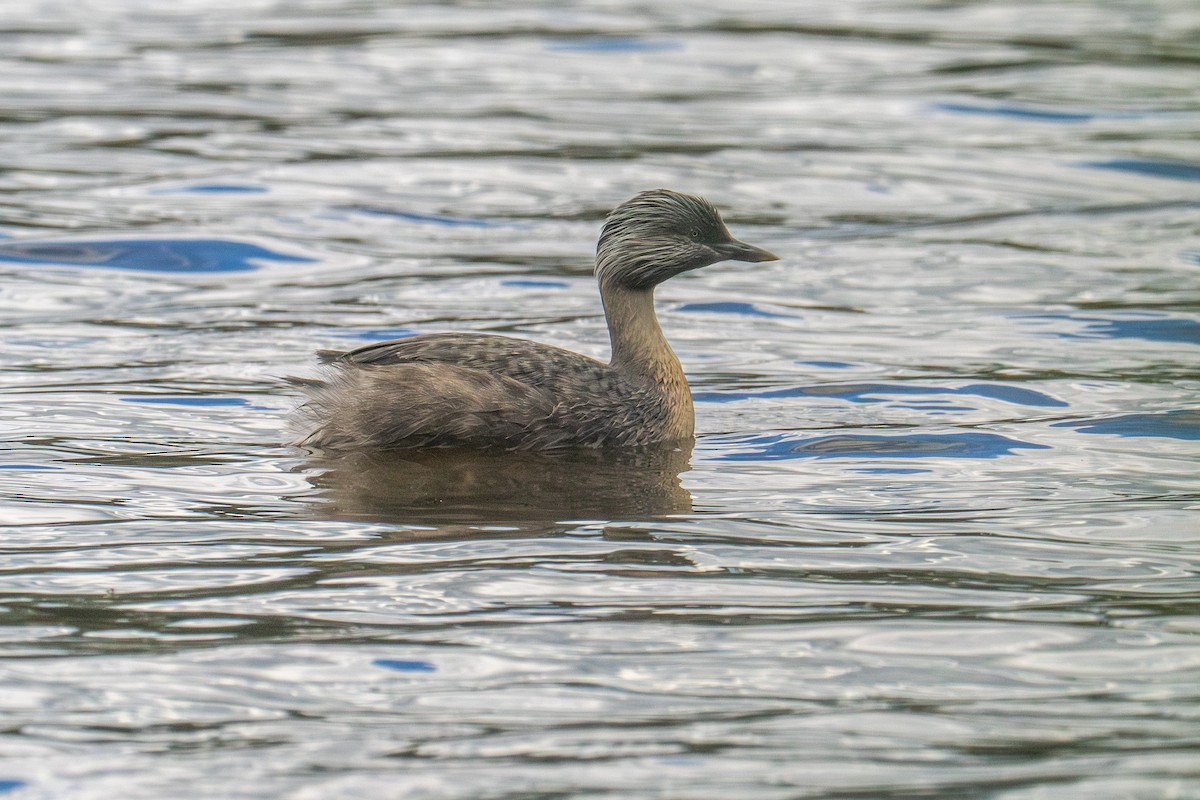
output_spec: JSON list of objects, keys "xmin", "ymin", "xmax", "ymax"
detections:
[{"xmin": 292, "ymin": 189, "xmax": 777, "ymax": 452}]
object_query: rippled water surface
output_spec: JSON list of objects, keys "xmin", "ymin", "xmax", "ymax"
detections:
[{"xmin": 2, "ymin": 1, "xmax": 1199, "ymax": 797}]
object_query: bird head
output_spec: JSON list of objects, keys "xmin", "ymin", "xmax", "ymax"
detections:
[{"xmin": 595, "ymin": 189, "xmax": 778, "ymax": 290}]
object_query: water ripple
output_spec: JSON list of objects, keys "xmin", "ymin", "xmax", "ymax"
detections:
[
  {"xmin": 697, "ymin": 382, "xmax": 1068, "ymax": 408},
  {"xmin": 718, "ymin": 431, "xmax": 1051, "ymax": 461},
  {"xmin": 0, "ymin": 0, "xmax": 1197, "ymax": 797}
]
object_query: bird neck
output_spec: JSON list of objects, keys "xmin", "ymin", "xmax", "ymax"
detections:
[
  {"xmin": 599, "ymin": 280, "xmax": 690, "ymax": 391},
  {"xmin": 595, "ymin": 275, "xmax": 696, "ymax": 443}
]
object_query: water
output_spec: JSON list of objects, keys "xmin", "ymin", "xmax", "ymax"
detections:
[{"xmin": 1, "ymin": 1, "xmax": 1198, "ymax": 797}]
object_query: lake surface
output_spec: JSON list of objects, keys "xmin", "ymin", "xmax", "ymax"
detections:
[{"xmin": 1, "ymin": 1, "xmax": 1198, "ymax": 797}]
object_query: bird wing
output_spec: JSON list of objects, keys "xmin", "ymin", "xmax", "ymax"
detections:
[
  {"xmin": 324, "ymin": 332, "xmax": 592, "ymax": 368},
  {"xmin": 319, "ymin": 332, "xmax": 616, "ymax": 392},
  {"xmin": 296, "ymin": 334, "xmax": 630, "ymax": 451},
  {"xmin": 319, "ymin": 332, "xmax": 510, "ymax": 366},
  {"xmin": 294, "ymin": 361, "xmax": 567, "ymax": 451}
]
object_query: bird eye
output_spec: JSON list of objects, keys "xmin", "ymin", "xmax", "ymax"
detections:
[{"xmin": 689, "ymin": 228, "xmax": 702, "ymax": 240}]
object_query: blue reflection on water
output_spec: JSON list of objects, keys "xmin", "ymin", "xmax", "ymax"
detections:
[
  {"xmin": 721, "ymin": 431, "xmax": 1050, "ymax": 461},
  {"xmin": 339, "ymin": 328, "xmax": 420, "ymax": 342},
  {"xmin": 963, "ymin": 384, "xmax": 1067, "ymax": 407},
  {"xmin": 374, "ymin": 659, "xmax": 437, "ymax": 673},
  {"xmin": 501, "ymin": 279, "xmax": 570, "ymax": 288},
  {"xmin": 677, "ymin": 301, "xmax": 793, "ymax": 318},
  {"xmin": 1082, "ymin": 159, "xmax": 1200, "ymax": 182},
  {"xmin": 1027, "ymin": 313, "xmax": 1200, "ymax": 345},
  {"xmin": 799, "ymin": 361, "xmax": 856, "ymax": 369},
  {"xmin": 1053, "ymin": 410, "xmax": 1199, "ymax": 440},
  {"xmin": 1085, "ymin": 318, "xmax": 1200, "ymax": 344},
  {"xmin": 935, "ymin": 102, "xmax": 1098, "ymax": 123},
  {"xmin": 546, "ymin": 36, "xmax": 683, "ymax": 52},
  {"xmin": 153, "ymin": 183, "xmax": 269, "ymax": 194},
  {"xmin": 0, "ymin": 239, "xmax": 314, "ymax": 272},
  {"xmin": 344, "ymin": 206, "xmax": 501, "ymax": 227},
  {"xmin": 122, "ymin": 396, "xmax": 251, "ymax": 407},
  {"xmin": 0, "ymin": 781, "xmax": 27, "ymax": 795},
  {"xmin": 696, "ymin": 382, "xmax": 1066, "ymax": 408}
]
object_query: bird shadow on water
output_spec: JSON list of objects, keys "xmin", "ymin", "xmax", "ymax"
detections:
[{"xmin": 297, "ymin": 442, "xmax": 695, "ymax": 527}]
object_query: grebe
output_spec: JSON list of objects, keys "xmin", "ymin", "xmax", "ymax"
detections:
[{"xmin": 293, "ymin": 189, "xmax": 777, "ymax": 451}]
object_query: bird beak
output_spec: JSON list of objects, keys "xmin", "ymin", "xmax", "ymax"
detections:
[{"xmin": 712, "ymin": 238, "xmax": 779, "ymax": 263}]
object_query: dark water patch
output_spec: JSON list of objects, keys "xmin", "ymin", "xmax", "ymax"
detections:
[
  {"xmin": 546, "ymin": 36, "xmax": 684, "ymax": 53},
  {"xmin": 0, "ymin": 239, "xmax": 314, "ymax": 273},
  {"xmin": 696, "ymin": 382, "xmax": 1066, "ymax": 408},
  {"xmin": 677, "ymin": 301, "xmax": 794, "ymax": 318},
  {"xmin": 720, "ymin": 431, "xmax": 1050, "ymax": 461},
  {"xmin": 0, "ymin": 464, "xmax": 61, "ymax": 471},
  {"xmin": 930, "ymin": 57, "xmax": 1067, "ymax": 76},
  {"xmin": 934, "ymin": 102, "xmax": 1098, "ymax": 123},
  {"xmin": 1082, "ymin": 159, "xmax": 1200, "ymax": 182},
  {"xmin": 374, "ymin": 659, "xmax": 437, "ymax": 673},
  {"xmin": 1027, "ymin": 313, "xmax": 1200, "ymax": 345},
  {"xmin": 1052, "ymin": 410, "xmax": 1200, "ymax": 440},
  {"xmin": 343, "ymin": 206, "xmax": 502, "ymax": 228}
]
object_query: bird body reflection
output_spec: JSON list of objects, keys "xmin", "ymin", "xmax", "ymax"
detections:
[{"xmin": 306, "ymin": 442, "xmax": 693, "ymax": 525}]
